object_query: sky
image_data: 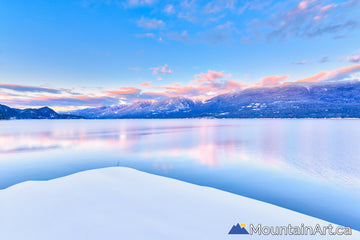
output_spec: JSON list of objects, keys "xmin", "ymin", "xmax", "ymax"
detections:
[{"xmin": 0, "ymin": 0, "xmax": 360, "ymax": 111}]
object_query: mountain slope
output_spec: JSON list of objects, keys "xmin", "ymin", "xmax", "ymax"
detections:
[
  {"xmin": 72, "ymin": 97, "xmax": 197, "ymax": 119},
  {"xmin": 0, "ymin": 105, "xmax": 84, "ymax": 120},
  {"xmin": 63, "ymin": 80, "xmax": 360, "ymax": 119},
  {"xmin": 196, "ymin": 80, "xmax": 360, "ymax": 118}
]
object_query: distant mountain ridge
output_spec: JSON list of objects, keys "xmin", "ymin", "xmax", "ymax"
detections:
[
  {"xmin": 0, "ymin": 105, "xmax": 84, "ymax": 120},
  {"xmin": 67, "ymin": 80, "xmax": 360, "ymax": 119},
  {"xmin": 3, "ymin": 80, "xmax": 360, "ymax": 120}
]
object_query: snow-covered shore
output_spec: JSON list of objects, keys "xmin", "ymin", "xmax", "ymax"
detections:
[{"xmin": 0, "ymin": 167, "xmax": 358, "ymax": 240}]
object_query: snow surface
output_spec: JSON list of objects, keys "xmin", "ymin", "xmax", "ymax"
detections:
[{"xmin": 0, "ymin": 167, "xmax": 358, "ymax": 240}]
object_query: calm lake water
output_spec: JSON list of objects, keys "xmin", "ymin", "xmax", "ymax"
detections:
[{"xmin": 0, "ymin": 119, "xmax": 359, "ymax": 230}]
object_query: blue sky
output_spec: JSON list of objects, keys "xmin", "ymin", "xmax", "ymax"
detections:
[{"xmin": 0, "ymin": 0, "xmax": 360, "ymax": 110}]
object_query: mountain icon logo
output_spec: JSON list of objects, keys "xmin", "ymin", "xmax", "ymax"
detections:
[{"xmin": 228, "ymin": 223, "xmax": 249, "ymax": 235}]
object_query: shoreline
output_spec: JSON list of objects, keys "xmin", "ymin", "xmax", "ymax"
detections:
[
  {"xmin": 0, "ymin": 167, "xmax": 358, "ymax": 240},
  {"xmin": 3, "ymin": 117, "xmax": 360, "ymax": 121}
]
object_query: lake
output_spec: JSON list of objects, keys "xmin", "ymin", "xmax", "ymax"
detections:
[{"xmin": 0, "ymin": 119, "xmax": 359, "ymax": 230}]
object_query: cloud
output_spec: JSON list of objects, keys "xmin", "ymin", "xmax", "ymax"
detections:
[
  {"xmin": 297, "ymin": 71, "xmax": 328, "ymax": 82},
  {"xmin": 0, "ymin": 92, "xmax": 21, "ymax": 98},
  {"xmin": 193, "ymin": 70, "xmax": 227, "ymax": 83},
  {"xmin": 306, "ymin": 20, "xmax": 359, "ymax": 38},
  {"xmin": 5, "ymin": 63, "xmax": 360, "ymax": 109},
  {"xmin": 253, "ymin": 0, "xmax": 360, "ymax": 41},
  {"xmin": 224, "ymin": 80, "xmax": 248, "ymax": 90},
  {"xmin": 105, "ymin": 87, "xmax": 141, "ymax": 97},
  {"xmin": 167, "ymin": 30, "xmax": 190, "ymax": 43},
  {"xmin": 199, "ymin": 28, "xmax": 232, "ymax": 45},
  {"xmin": 138, "ymin": 91, "xmax": 169, "ymax": 100},
  {"xmin": 163, "ymin": 4, "xmax": 175, "ymax": 14},
  {"xmin": 9, "ymin": 95, "xmax": 120, "ymax": 107},
  {"xmin": 137, "ymin": 17, "xmax": 165, "ymax": 29},
  {"xmin": 139, "ymin": 81, "xmax": 151, "ymax": 87},
  {"xmin": 256, "ymin": 75, "xmax": 289, "ymax": 86},
  {"xmin": 149, "ymin": 70, "xmax": 246, "ymax": 98},
  {"xmin": 0, "ymin": 84, "xmax": 62, "ymax": 94},
  {"xmin": 173, "ymin": 0, "xmax": 255, "ymax": 25},
  {"xmin": 166, "ymin": 80, "xmax": 247, "ymax": 97},
  {"xmin": 199, "ymin": 22, "xmax": 238, "ymax": 45},
  {"xmin": 126, "ymin": 0, "xmax": 156, "ymax": 8},
  {"xmin": 298, "ymin": 0, "xmax": 310, "ymax": 10},
  {"xmin": 150, "ymin": 64, "xmax": 172, "ymax": 75},
  {"xmin": 160, "ymin": 85, "xmax": 203, "ymax": 96},
  {"xmin": 204, "ymin": 2, "xmax": 222, "ymax": 14},
  {"xmin": 215, "ymin": 21, "xmax": 234, "ymax": 29},
  {"xmin": 135, "ymin": 33, "xmax": 156, "ymax": 38},
  {"xmin": 347, "ymin": 54, "xmax": 360, "ymax": 63},
  {"xmin": 319, "ymin": 56, "xmax": 329, "ymax": 63},
  {"xmin": 329, "ymin": 63, "xmax": 360, "ymax": 81},
  {"xmin": 296, "ymin": 63, "xmax": 360, "ymax": 82},
  {"xmin": 294, "ymin": 60, "xmax": 307, "ymax": 65},
  {"xmin": 105, "ymin": 87, "xmax": 170, "ymax": 102}
]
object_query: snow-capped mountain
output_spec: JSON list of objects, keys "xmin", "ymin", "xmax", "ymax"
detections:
[
  {"xmin": 68, "ymin": 105, "xmax": 128, "ymax": 119},
  {"xmin": 66, "ymin": 80, "xmax": 360, "ymax": 119},
  {"xmin": 197, "ymin": 80, "xmax": 360, "ymax": 118},
  {"xmin": 69, "ymin": 97, "xmax": 198, "ymax": 119}
]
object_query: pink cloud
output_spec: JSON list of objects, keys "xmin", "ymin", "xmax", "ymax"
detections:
[
  {"xmin": 4, "ymin": 64, "xmax": 360, "ymax": 109},
  {"xmin": 105, "ymin": 87, "xmax": 141, "ymax": 96},
  {"xmin": 295, "ymin": 60, "xmax": 307, "ymax": 65},
  {"xmin": 298, "ymin": 1, "xmax": 309, "ymax": 10},
  {"xmin": 297, "ymin": 71, "xmax": 328, "ymax": 82},
  {"xmin": 257, "ymin": 75, "xmax": 289, "ymax": 86},
  {"xmin": 153, "ymin": 75, "xmax": 247, "ymax": 98},
  {"xmin": 161, "ymin": 64, "xmax": 172, "ymax": 74},
  {"xmin": 329, "ymin": 63, "xmax": 360, "ymax": 79},
  {"xmin": 320, "ymin": 4, "xmax": 335, "ymax": 13},
  {"xmin": 193, "ymin": 70, "xmax": 227, "ymax": 83},
  {"xmin": 296, "ymin": 63, "xmax": 360, "ymax": 82},
  {"xmin": 139, "ymin": 81, "xmax": 151, "ymax": 87},
  {"xmin": 153, "ymin": 82, "xmax": 181, "ymax": 91},
  {"xmin": 347, "ymin": 54, "xmax": 360, "ymax": 63},
  {"xmin": 225, "ymin": 80, "xmax": 249, "ymax": 90}
]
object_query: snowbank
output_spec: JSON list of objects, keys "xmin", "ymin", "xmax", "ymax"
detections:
[{"xmin": 0, "ymin": 167, "xmax": 358, "ymax": 240}]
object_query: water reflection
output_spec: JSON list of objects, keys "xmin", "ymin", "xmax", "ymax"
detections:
[{"xmin": 0, "ymin": 119, "xmax": 359, "ymax": 230}]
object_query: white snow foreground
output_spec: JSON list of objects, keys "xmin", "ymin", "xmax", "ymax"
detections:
[{"xmin": 0, "ymin": 167, "xmax": 358, "ymax": 240}]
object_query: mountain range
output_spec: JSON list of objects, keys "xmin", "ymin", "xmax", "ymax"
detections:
[
  {"xmin": 67, "ymin": 80, "xmax": 360, "ymax": 119},
  {"xmin": 2, "ymin": 80, "xmax": 360, "ymax": 120},
  {"xmin": 0, "ymin": 105, "xmax": 83, "ymax": 120}
]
